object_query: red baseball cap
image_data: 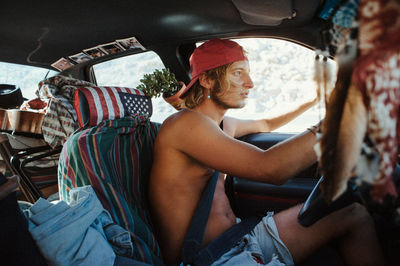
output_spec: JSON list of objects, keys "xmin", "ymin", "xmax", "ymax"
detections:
[{"xmin": 179, "ymin": 39, "xmax": 248, "ymax": 98}]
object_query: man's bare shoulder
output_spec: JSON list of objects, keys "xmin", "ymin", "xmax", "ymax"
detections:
[
  {"xmin": 159, "ymin": 109, "xmax": 215, "ymax": 136},
  {"xmin": 156, "ymin": 109, "xmax": 225, "ymax": 155}
]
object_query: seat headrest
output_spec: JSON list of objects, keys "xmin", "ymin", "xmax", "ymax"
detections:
[{"xmin": 74, "ymin": 86, "xmax": 152, "ymax": 127}]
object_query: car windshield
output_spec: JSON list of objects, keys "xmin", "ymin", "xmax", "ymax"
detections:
[{"xmin": 0, "ymin": 62, "xmax": 59, "ymax": 100}]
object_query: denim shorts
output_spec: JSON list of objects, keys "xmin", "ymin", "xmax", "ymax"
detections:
[{"xmin": 211, "ymin": 212, "xmax": 294, "ymax": 266}]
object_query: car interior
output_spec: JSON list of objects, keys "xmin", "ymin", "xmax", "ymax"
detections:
[{"xmin": 1, "ymin": 0, "xmax": 399, "ymax": 265}]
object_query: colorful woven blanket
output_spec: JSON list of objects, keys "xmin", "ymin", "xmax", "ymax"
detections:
[{"xmin": 58, "ymin": 115, "xmax": 162, "ymax": 265}]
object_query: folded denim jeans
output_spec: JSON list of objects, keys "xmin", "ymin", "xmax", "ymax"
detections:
[{"xmin": 25, "ymin": 186, "xmax": 133, "ymax": 266}]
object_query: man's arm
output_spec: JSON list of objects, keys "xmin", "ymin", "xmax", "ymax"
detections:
[
  {"xmin": 224, "ymin": 97, "xmax": 318, "ymax": 138},
  {"xmin": 163, "ymin": 110, "xmax": 317, "ymax": 185}
]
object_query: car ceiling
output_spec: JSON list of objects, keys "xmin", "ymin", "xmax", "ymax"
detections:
[{"xmin": 0, "ymin": 0, "xmax": 324, "ymax": 70}]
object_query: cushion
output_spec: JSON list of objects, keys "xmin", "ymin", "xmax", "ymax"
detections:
[
  {"xmin": 58, "ymin": 116, "xmax": 163, "ymax": 265},
  {"xmin": 74, "ymin": 86, "xmax": 152, "ymax": 127}
]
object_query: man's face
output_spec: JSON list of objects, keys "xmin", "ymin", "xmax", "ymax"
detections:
[{"xmin": 211, "ymin": 60, "xmax": 254, "ymax": 109}]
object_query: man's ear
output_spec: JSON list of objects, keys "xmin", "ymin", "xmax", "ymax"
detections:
[{"xmin": 199, "ymin": 74, "xmax": 214, "ymax": 89}]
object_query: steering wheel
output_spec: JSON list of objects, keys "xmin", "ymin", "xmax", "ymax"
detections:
[{"xmin": 298, "ymin": 176, "xmax": 359, "ymax": 227}]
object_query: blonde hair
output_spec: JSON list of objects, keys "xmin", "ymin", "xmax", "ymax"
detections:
[{"xmin": 184, "ymin": 63, "xmax": 233, "ymax": 109}]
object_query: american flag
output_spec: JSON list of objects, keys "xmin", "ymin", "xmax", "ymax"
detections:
[
  {"xmin": 74, "ymin": 86, "xmax": 152, "ymax": 127},
  {"xmin": 119, "ymin": 92, "xmax": 152, "ymax": 117}
]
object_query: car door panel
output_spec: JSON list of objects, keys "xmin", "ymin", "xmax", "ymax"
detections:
[{"xmin": 226, "ymin": 132, "xmax": 319, "ymax": 218}]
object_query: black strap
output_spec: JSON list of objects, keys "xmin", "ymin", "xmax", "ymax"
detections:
[
  {"xmin": 181, "ymin": 170, "xmax": 262, "ymax": 265},
  {"xmin": 181, "ymin": 170, "xmax": 219, "ymax": 264}
]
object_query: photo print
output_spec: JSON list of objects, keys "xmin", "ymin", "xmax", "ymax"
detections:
[
  {"xmin": 51, "ymin": 57, "xmax": 74, "ymax": 71},
  {"xmin": 83, "ymin": 46, "xmax": 107, "ymax": 59},
  {"xmin": 98, "ymin": 42, "xmax": 125, "ymax": 55},
  {"xmin": 69, "ymin": 52, "xmax": 92, "ymax": 64},
  {"xmin": 116, "ymin": 37, "xmax": 145, "ymax": 51}
]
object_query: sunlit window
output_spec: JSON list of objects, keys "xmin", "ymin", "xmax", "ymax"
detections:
[
  {"xmin": 227, "ymin": 38, "xmax": 333, "ymax": 133},
  {"xmin": 93, "ymin": 51, "xmax": 175, "ymax": 123},
  {"xmin": 0, "ymin": 62, "xmax": 58, "ymax": 100},
  {"xmin": 93, "ymin": 39, "xmax": 336, "ymax": 132}
]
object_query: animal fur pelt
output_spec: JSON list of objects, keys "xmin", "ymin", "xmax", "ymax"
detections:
[{"xmin": 319, "ymin": 59, "xmax": 366, "ymax": 202}]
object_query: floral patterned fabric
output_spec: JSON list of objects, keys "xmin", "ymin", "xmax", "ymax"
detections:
[{"xmin": 351, "ymin": 0, "xmax": 400, "ymax": 200}]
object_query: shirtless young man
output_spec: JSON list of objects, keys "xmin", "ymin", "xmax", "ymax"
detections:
[{"xmin": 149, "ymin": 39, "xmax": 383, "ymax": 265}]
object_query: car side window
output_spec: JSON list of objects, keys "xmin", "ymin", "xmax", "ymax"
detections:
[
  {"xmin": 228, "ymin": 38, "xmax": 335, "ymax": 133},
  {"xmin": 93, "ymin": 40, "xmax": 335, "ymax": 130},
  {"xmin": 92, "ymin": 51, "xmax": 175, "ymax": 123},
  {"xmin": 0, "ymin": 62, "xmax": 58, "ymax": 100}
]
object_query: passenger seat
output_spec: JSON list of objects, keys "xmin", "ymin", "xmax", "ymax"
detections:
[{"xmin": 58, "ymin": 86, "xmax": 163, "ymax": 265}]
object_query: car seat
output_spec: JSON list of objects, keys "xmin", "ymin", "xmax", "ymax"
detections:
[{"xmin": 58, "ymin": 86, "xmax": 163, "ymax": 265}]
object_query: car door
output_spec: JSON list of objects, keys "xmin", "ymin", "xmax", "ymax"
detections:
[{"xmin": 226, "ymin": 132, "xmax": 320, "ymax": 218}]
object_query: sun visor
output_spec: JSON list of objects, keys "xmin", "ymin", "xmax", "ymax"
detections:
[{"xmin": 232, "ymin": 0, "xmax": 295, "ymax": 26}]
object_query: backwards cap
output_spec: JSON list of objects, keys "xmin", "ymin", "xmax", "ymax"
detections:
[{"xmin": 179, "ymin": 39, "xmax": 247, "ymax": 98}]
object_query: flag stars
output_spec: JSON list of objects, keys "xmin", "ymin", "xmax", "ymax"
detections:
[{"xmin": 119, "ymin": 92, "xmax": 151, "ymax": 117}]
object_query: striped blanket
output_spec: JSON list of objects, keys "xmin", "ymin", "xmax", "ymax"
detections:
[
  {"xmin": 58, "ymin": 115, "xmax": 163, "ymax": 265},
  {"xmin": 37, "ymin": 75, "xmax": 95, "ymax": 148}
]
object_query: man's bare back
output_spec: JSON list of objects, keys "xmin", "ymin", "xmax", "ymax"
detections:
[{"xmin": 149, "ymin": 110, "xmax": 237, "ymax": 263}]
